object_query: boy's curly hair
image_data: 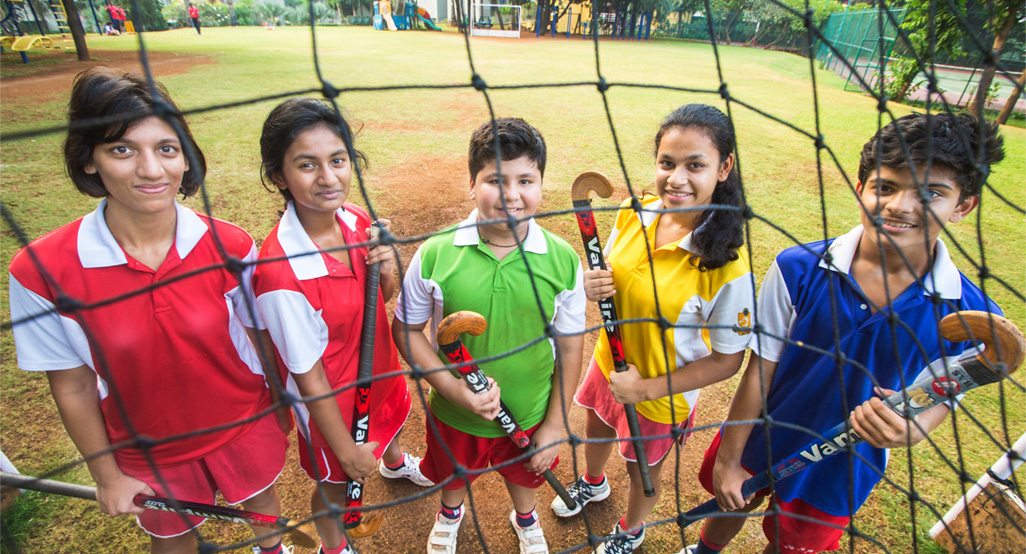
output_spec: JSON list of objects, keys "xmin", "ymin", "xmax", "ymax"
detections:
[{"xmin": 857, "ymin": 113, "xmax": 1004, "ymax": 200}]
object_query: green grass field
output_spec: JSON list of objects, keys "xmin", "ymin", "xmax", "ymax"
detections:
[{"xmin": 1, "ymin": 26, "xmax": 1024, "ymax": 554}]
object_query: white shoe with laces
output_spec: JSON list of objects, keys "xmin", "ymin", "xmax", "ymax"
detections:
[
  {"xmin": 427, "ymin": 510, "xmax": 463, "ymax": 554},
  {"xmin": 379, "ymin": 452, "xmax": 434, "ymax": 487},
  {"xmin": 509, "ymin": 511, "xmax": 549, "ymax": 554},
  {"xmin": 680, "ymin": 545, "xmax": 698, "ymax": 554}
]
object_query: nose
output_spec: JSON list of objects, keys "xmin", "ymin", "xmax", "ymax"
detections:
[
  {"xmin": 136, "ymin": 151, "xmax": 164, "ymax": 180},
  {"xmin": 885, "ymin": 188, "xmax": 919, "ymax": 215},
  {"xmin": 668, "ymin": 165, "xmax": 688, "ymax": 187},
  {"xmin": 317, "ymin": 165, "xmax": 339, "ymax": 186},
  {"xmin": 502, "ymin": 180, "xmax": 520, "ymax": 202}
]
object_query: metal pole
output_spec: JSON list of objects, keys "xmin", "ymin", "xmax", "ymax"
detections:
[{"xmin": 86, "ymin": 0, "xmax": 101, "ymax": 34}]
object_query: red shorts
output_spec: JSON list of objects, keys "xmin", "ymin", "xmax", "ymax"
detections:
[
  {"xmin": 699, "ymin": 431, "xmax": 849, "ymax": 552},
  {"xmin": 420, "ymin": 411, "xmax": 558, "ymax": 491},
  {"xmin": 574, "ymin": 358, "xmax": 693, "ymax": 465},
  {"xmin": 120, "ymin": 412, "xmax": 289, "ymax": 538}
]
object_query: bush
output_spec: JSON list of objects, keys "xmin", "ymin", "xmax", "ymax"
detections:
[
  {"xmin": 162, "ymin": 2, "xmax": 188, "ymax": 28},
  {"xmin": 199, "ymin": 2, "xmax": 232, "ymax": 26},
  {"xmin": 233, "ymin": 0, "xmax": 257, "ymax": 26}
]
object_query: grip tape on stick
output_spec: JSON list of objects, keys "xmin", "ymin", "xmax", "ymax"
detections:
[{"xmin": 344, "ymin": 222, "xmax": 384, "ymax": 538}]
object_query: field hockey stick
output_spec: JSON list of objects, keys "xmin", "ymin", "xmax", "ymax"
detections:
[
  {"xmin": 343, "ymin": 223, "xmax": 385, "ymax": 539},
  {"xmin": 571, "ymin": 171, "xmax": 655, "ymax": 497},
  {"xmin": 435, "ymin": 311, "xmax": 579, "ymax": 511},
  {"xmin": 678, "ymin": 310, "xmax": 1025, "ymax": 527},
  {"xmin": 0, "ymin": 472, "xmax": 319, "ymax": 548}
]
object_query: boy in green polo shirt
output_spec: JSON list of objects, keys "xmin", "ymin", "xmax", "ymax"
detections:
[{"xmin": 393, "ymin": 118, "xmax": 586, "ymax": 554}]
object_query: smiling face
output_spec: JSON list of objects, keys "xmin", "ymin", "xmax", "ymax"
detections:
[
  {"xmin": 84, "ymin": 116, "xmax": 188, "ymax": 219},
  {"xmin": 654, "ymin": 126, "xmax": 733, "ymax": 224},
  {"xmin": 274, "ymin": 124, "xmax": 352, "ymax": 217},
  {"xmin": 857, "ymin": 165, "xmax": 978, "ymax": 254},
  {"xmin": 470, "ymin": 154, "xmax": 542, "ymax": 237}
]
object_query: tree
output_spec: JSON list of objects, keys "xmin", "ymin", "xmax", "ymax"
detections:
[
  {"xmin": 886, "ymin": 0, "xmax": 968, "ymax": 102},
  {"xmin": 966, "ymin": 0, "xmax": 1025, "ymax": 116},
  {"xmin": 996, "ymin": 69, "xmax": 1024, "ymax": 124},
  {"xmin": 125, "ymin": 0, "xmax": 168, "ymax": 31},
  {"xmin": 61, "ymin": 0, "xmax": 89, "ymax": 61}
]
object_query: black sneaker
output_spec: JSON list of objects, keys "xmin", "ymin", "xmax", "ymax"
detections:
[{"xmin": 549, "ymin": 476, "xmax": 610, "ymax": 517}]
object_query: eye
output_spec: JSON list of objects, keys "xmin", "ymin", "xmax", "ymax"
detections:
[
  {"xmin": 112, "ymin": 146, "xmax": 131, "ymax": 155},
  {"xmin": 689, "ymin": 162, "xmax": 705, "ymax": 170},
  {"xmin": 659, "ymin": 160, "xmax": 673, "ymax": 169},
  {"xmin": 158, "ymin": 145, "xmax": 179, "ymax": 155},
  {"xmin": 299, "ymin": 162, "xmax": 315, "ymax": 170},
  {"xmin": 331, "ymin": 157, "xmax": 348, "ymax": 165}
]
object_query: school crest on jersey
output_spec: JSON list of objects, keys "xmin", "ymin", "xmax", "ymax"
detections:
[{"xmin": 736, "ymin": 308, "xmax": 752, "ymax": 336}]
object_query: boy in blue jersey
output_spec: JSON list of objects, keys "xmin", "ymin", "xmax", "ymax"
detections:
[{"xmin": 686, "ymin": 112, "xmax": 1006, "ymax": 554}]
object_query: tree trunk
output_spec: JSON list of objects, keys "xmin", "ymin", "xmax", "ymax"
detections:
[
  {"xmin": 967, "ymin": 12, "xmax": 1017, "ymax": 117},
  {"xmin": 997, "ymin": 70, "xmax": 1025, "ymax": 125},
  {"xmin": 61, "ymin": 0, "xmax": 90, "ymax": 61}
]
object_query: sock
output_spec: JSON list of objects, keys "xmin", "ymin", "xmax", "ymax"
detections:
[
  {"xmin": 618, "ymin": 515, "xmax": 643, "ymax": 536},
  {"xmin": 583, "ymin": 472, "xmax": 605, "ymax": 486},
  {"xmin": 384, "ymin": 454, "xmax": 406, "ymax": 471},
  {"xmin": 515, "ymin": 509, "xmax": 537, "ymax": 528},
  {"xmin": 258, "ymin": 541, "xmax": 284, "ymax": 554},
  {"xmin": 320, "ymin": 537, "xmax": 350, "ymax": 554},
  {"xmin": 694, "ymin": 531, "xmax": 728, "ymax": 554},
  {"xmin": 439, "ymin": 501, "xmax": 463, "ymax": 521}
]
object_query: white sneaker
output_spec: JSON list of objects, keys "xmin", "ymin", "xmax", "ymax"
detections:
[
  {"xmin": 594, "ymin": 521, "xmax": 645, "ymax": 553},
  {"xmin": 680, "ymin": 546, "xmax": 698, "ymax": 554},
  {"xmin": 253, "ymin": 544, "xmax": 294, "ymax": 554},
  {"xmin": 550, "ymin": 476, "xmax": 610, "ymax": 518},
  {"xmin": 509, "ymin": 511, "xmax": 549, "ymax": 554},
  {"xmin": 427, "ymin": 511, "xmax": 462, "ymax": 554},
  {"xmin": 379, "ymin": 452, "xmax": 434, "ymax": 487},
  {"xmin": 315, "ymin": 544, "xmax": 354, "ymax": 554}
]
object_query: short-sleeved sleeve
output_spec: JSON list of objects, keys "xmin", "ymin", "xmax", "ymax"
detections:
[
  {"xmin": 256, "ymin": 288, "xmax": 328, "ymax": 374},
  {"xmin": 552, "ymin": 261, "xmax": 587, "ymax": 334},
  {"xmin": 706, "ymin": 269, "xmax": 756, "ymax": 355},
  {"xmin": 9, "ymin": 273, "xmax": 88, "ymax": 371},
  {"xmin": 394, "ymin": 248, "xmax": 436, "ymax": 325},
  {"xmin": 750, "ymin": 259, "xmax": 794, "ymax": 362}
]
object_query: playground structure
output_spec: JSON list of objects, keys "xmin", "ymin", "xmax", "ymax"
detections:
[
  {"xmin": 373, "ymin": 0, "xmax": 442, "ymax": 32},
  {"xmin": 1, "ymin": 0, "xmax": 77, "ymax": 63},
  {"xmin": 535, "ymin": 1, "xmax": 651, "ymax": 41}
]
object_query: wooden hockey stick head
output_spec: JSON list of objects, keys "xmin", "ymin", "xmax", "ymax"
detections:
[
  {"xmin": 281, "ymin": 520, "xmax": 320, "ymax": 548},
  {"xmin": 345, "ymin": 512, "xmax": 384, "ymax": 539},
  {"xmin": 940, "ymin": 311, "xmax": 1025, "ymax": 375},
  {"xmin": 571, "ymin": 171, "xmax": 614, "ymax": 202},
  {"xmin": 437, "ymin": 311, "xmax": 488, "ymax": 346}
]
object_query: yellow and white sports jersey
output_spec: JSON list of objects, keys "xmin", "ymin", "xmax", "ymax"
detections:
[{"xmin": 593, "ymin": 196, "xmax": 754, "ymax": 424}]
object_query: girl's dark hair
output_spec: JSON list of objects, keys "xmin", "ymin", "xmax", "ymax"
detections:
[
  {"xmin": 654, "ymin": 104, "xmax": 745, "ymax": 272},
  {"xmin": 857, "ymin": 112, "xmax": 1004, "ymax": 201},
  {"xmin": 64, "ymin": 67, "xmax": 205, "ymax": 198},
  {"xmin": 259, "ymin": 98, "xmax": 367, "ymax": 207}
]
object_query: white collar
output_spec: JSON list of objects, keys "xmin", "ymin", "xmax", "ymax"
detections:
[
  {"xmin": 818, "ymin": 224, "xmax": 962, "ymax": 299},
  {"xmin": 635, "ymin": 197, "xmax": 696, "ymax": 252},
  {"xmin": 277, "ymin": 201, "xmax": 358, "ymax": 280},
  {"xmin": 78, "ymin": 200, "xmax": 208, "ymax": 268},
  {"xmin": 452, "ymin": 208, "xmax": 548, "ymax": 254}
]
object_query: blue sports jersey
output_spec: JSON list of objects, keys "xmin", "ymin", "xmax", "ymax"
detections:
[{"xmin": 741, "ymin": 225, "xmax": 1001, "ymax": 516}]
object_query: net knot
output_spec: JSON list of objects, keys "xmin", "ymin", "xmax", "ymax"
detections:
[
  {"xmin": 926, "ymin": 79, "xmax": 939, "ymax": 94},
  {"xmin": 224, "ymin": 256, "xmax": 247, "ymax": 277},
  {"xmin": 630, "ymin": 196, "xmax": 643, "ymax": 214},
  {"xmin": 134, "ymin": 435, "xmax": 157, "ymax": 450},
  {"xmin": 409, "ymin": 364, "xmax": 426, "ymax": 381},
  {"xmin": 658, "ymin": 317, "xmax": 673, "ymax": 331},
  {"xmin": 320, "ymin": 81, "xmax": 340, "ymax": 99},
  {"xmin": 150, "ymin": 99, "xmax": 178, "ymax": 120},
  {"xmin": 568, "ymin": 433, "xmax": 582, "ymax": 447},
  {"xmin": 877, "ymin": 96, "xmax": 888, "ymax": 113},
  {"xmin": 814, "ymin": 134, "xmax": 826, "ymax": 150},
  {"xmin": 278, "ymin": 390, "xmax": 299, "ymax": 408},
  {"xmin": 55, "ymin": 293, "xmax": 83, "ymax": 314},
  {"xmin": 471, "ymin": 74, "xmax": 487, "ymax": 91},
  {"xmin": 978, "ymin": 266, "xmax": 991, "ymax": 280},
  {"xmin": 822, "ymin": 251, "xmax": 833, "ymax": 266},
  {"xmin": 597, "ymin": 77, "xmax": 609, "ymax": 92},
  {"xmin": 718, "ymin": 82, "xmax": 729, "ymax": 100},
  {"xmin": 197, "ymin": 541, "xmax": 218, "ymax": 554},
  {"xmin": 742, "ymin": 205, "xmax": 755, "ymax": 220}
]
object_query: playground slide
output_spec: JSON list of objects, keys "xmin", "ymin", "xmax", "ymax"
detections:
[
  {"xmin": 382, "ymin": 12, "xmax": 397, "ymax": 31},
  {"xmin": 417, "ymin": 14, "xmax": 441, "ymax": 31}
]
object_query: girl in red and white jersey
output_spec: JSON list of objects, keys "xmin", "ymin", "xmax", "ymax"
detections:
[
  {"xmin": 8, "ymin": 68, "xmax": 292, "ymax": 553},
  {"xmin": 252, "ymin": 98, "xmax": 429, "ymax": 554}
]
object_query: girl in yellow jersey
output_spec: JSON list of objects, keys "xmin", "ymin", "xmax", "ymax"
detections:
[{"xmin": 552, "ymin": 104, "xmax": 754, "ymax": 554}]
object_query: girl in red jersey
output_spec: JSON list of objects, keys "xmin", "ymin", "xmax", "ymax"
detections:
[
  {"xmin": 8, "ymin": 68, "xmax": 292, "ymax": 554},
  {"xmin": 253, "ymin": 98, "xmax": 430, "ymax": 554}
]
